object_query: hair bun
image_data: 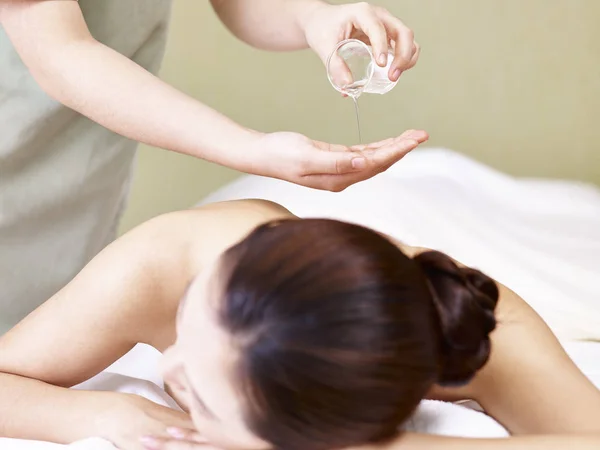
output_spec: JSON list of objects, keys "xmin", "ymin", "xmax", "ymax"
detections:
[{"xmin": 414, "ymin": 251, "xmax": 499, "ymax": 386}]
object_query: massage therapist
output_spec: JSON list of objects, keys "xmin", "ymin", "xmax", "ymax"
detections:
[{"xmin": 0, "ymin": 0, "xmax": 425, "ymax": 333}]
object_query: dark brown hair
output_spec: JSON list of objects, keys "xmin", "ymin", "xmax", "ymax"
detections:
[{"xmin": 217, "ymin": 219, "xmax": 498, "ymax": 450}]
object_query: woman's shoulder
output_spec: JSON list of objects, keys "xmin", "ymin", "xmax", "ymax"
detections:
[
  {"xmin": 191, "ymin": 198, "xmax": 295, "ymax": 221},
  {"xmin": 181, "ymin": 199, "xmax": 297, "ymax": 262}
]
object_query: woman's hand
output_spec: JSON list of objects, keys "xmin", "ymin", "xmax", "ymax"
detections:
[
  {"xmin": 301, "ymin": 2, "xmax": 420, "ymax": 83},
  {"xmin": 245, "ymin": 129, "xmax": 428, "ymax": 192},
  {"xmin": 138, "ymin": 427, "xmax": 215, "ymax": 450},
  {"xmin": 96, "ymin": 392, "xmax": 196, "ymax": 450}
]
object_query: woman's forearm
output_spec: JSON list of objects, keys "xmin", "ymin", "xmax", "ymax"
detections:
[
  {"xmin": 210, "ymin": 0, "xmax": 326, "ymax": 51},
  {"xmin": 2, "ymin": 1, "xmax": 259, "ymax": 171},
  {"xmin": 0, "ymin": 373, "xmax": 106, "ymax": 443}
]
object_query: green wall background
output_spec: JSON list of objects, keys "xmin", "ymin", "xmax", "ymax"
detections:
[{"xmin": 120, "ymin": 0, "xmax": 600, "ymax": 233}]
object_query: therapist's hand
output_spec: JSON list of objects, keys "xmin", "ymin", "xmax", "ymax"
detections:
[
  {"xmin": 301, "ymin": 2, "xmax": 420, "ymax": 83},
  {"xmin": 245, "ymin": 129, "xmax": 428, "ymax": 192}
]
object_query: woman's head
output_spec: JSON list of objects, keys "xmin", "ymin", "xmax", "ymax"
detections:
[{"xmin": 161, "ymin": 219, "xmax": 498, "ymax": 450}]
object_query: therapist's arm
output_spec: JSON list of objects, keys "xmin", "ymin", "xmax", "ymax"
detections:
[
  {"xmin": 209, "ymin": 0, "xmax": 324, "ymax": 51},
  {"xmin": 0, "ymin": 0, "xmax": 257, "ymax": 171},
  {"xmin": 209, "ymin": 0, "xmax": 419, "ymax": 80},
  {"xmin": 0, "ymin": 0, "xmax": 428, "ymax": 192}
]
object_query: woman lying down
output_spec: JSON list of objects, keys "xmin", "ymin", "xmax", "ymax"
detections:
[{"xmin": 1, "ymin": 199, "xmax": 599, "ymax": 450}]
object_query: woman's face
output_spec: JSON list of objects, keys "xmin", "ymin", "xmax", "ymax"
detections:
[{"xmin": 160, "ymin": 261, "xmax": 268, "ymax": 450}]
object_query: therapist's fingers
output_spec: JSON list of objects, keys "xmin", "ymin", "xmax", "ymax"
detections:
[
  {"xmin": 352, "ymin": 3, "xmax": 389, "ymax": 66},
  {"xmin": 350, "ymin": 138, "xmax": 394, "ymax": 151},
  {"xmin": 350, "ymin": 129, "xmax": 427, "ymax": 151},
  {"xmin": 405, "ymin": 42, "xmax": 421, "ymax": 71},
  {"xmin": 305, "ymin": 144, "xmax": 366, "ymax": 175},
  {"xmin": 377, "ymin": 10, "xmax": 416, "ymax": 80},
  {"xmin": 364, "ymin": 134, "xmax": 426, "ymax": 168},
  {"xmin": 298, "ymin": 130, "xmax": 427, "ymax": 191},
  {"xmin": 301, "ymin": 134, "xmax": 426, "ymax": 191}
]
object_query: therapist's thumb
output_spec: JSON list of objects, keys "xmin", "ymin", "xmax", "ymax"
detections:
[{"xmin": 305, "ymin": 151, "xmax": 367, "ymax": 176}]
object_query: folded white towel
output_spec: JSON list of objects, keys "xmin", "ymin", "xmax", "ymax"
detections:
[{"xmin": 403, "ymin": 400, "xmax": 508, "ymax": 437}]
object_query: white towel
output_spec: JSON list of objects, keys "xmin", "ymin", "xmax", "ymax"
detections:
[{"xmin": 403, "ymin": 400, "xmax": 508, "ymax": 437}]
